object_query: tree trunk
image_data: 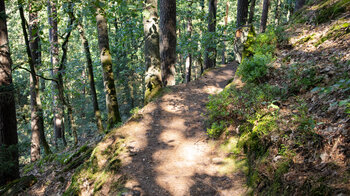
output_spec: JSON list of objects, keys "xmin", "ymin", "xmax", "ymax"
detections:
[
  {"xmin": 295, "ymin": 0, "xmax": 306, "ymax": 11},
  {"xmin": 48, "ymin": 0, "xmax": 66, "ymax": 147},
  {"xmin": 159, "ymin": 0, "xmax": 176, "ymax": 86},
  {"xmin": 260, "ymin": 0, "xmax": 270, "ymax": 33},
  {"xmin": 248, "ymin": 0, "xmax": 256, "ymax": 24},
  {"xmin": 96, "ymin": 6, "xmax": 121, "ymax": 129},
  {"xmin": 0, "ymin": 0, "xmax": 20, "ymax": 185},
  {"xmin": 26, "ymin": 1, "xmax": 51, "ymax": 160},
  {"xmin": 275, "ymin": 0, "xmax": 281, "ymax": 25},
  {"xmin": 185, "ymin": 7, "xmax": 192, "ymax": 83},
  {"xmin": 204, "ymin": 0, "xmax": 217, "ymax": 69},
  {"xmin": 236, "ymin": 0, "xmax": 249, "ymax": 27},
  {"xmin": 143, "ymin": 0, "xmax": 162, "ymax": 103},
  {"xmin": 77, "ymin": 22, "xmax": 104, "ymax": 133},
  {"xmin": 222, "ymin": 1, "xmax": 229, "ymax": 64}
]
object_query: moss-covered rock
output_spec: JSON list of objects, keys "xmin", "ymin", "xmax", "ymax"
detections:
[{"xmin": 0, "ymin": 175, "xmax": 37, "ymax": 196}]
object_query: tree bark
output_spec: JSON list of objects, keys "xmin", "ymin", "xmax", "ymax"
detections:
[
  {"xmin": 159, "ymin": 0, "xmax": 176, "ymax": 86},
  {"xmin": 274, "ymin": 0, "xmax": 281, "ymax": 25},
  {"xmin": 20, "ymin": 0, "xmax": 51, "ymax": 160},
  {"xmin": 222, "ymin": 1, "xmax": 229, "ymax": 64},
  {"xmin": 0, "ymin": 0, "xmax": 20, "ymax": 185},
  {"xmin": 143, "ymin": 0, "xmax": 162, "ymax": 103},
  {"xmin": 204, "ymin": 0, "xmax": 217, "ymax": 69},
  {"xmin": 236, "ymin": 0, "xmax": 249, "ymax": 27},
  {"xmin": 185, "ymin": 6, "xmax": 192, "ymax": 83},
  {"xmin": 260, "ymin": 0, "xmax": 270, "ymax": 33},
  {"xmin": 48, "ymin": 0, "xmax": 66, "ymax": 146},
  {"xmin": 295, "ymin": 0, "xmax": 306, "ymax": 11},
  {"xmin": 77, "ymin": 22, "xmax": 104, "ymax": 133},
  {"xmin": 248, "ymin": 0, "xmax": 256, "ymax": 24},
  {"xmin": 96, "ymin": 6, "xmax": 121, "ymax": 129}
]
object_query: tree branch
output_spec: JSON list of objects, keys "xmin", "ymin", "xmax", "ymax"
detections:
[{"xmin": 16, "ymin": 66, "xmax": 58, "ymax": 82}]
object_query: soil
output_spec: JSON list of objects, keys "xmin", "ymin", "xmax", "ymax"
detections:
[{"xmin": 117, "ymin": 62, "xmax": 247, "ymax": 196}]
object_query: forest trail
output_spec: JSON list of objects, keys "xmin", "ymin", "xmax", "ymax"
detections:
[{"xmin": 113, "ymin": 62, "xmax": 247, "ymax": 196}]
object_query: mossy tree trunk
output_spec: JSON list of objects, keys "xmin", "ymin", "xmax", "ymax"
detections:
[
  {"xmin": 204, "ymin": 0, "xmax": 217, "ymax": 69},
  {"xmin": 0, "ymin": 0, "xmax": 20, "ymax": 185},
  {"xmin": 260, "ymin": 0, "xmax": 270, "ymax": 33},
  {"xmin": 77, "ymin": 21, "xmax": 104, "ymax": 133},
  {"xmin": 143, "ymin": 0, "xmax": 162, "ymax": 103},
  {"xmin": 96, "ymin": 6, "xmax": 121, "ymax": 129},
  {"xmin": 159, "ymin": 0, "xmax": 176, "ymax": 86}
]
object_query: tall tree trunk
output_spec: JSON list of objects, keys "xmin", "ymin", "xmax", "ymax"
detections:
[
  {"xmin": 57, "ymin": 2, "xmax": 77, "ymax": 145},
  {"xmin": 275, "ymin": 0, "xmax": 281, "ymax": 25},
  {"xmin": 260, "ymin": 0, "xmax": 270, "ymax": 33},
  {"xmin": 236, "ymin": 0, "xmax": 249, "ymax": 27},
  {"xmin": 248, "ymin": 0, "xmax": 256, "ymax": 24},
  {"xmin": 143, "ymin": 0, "xmax": 162, "ymax": 103},
  {"xmin": 20, "ymin": 0, "xmax": 51, "ymax": 160},
  {"xmin": 159, "ymin": 0, "xmax": 176, "ymax": 86},
  {"xmin": 222, "ymin": 1, "xmax": 229, "ymax": 64},
  {"xmin": 294, "ymin": 0, "xmax": 305, "ymax": 11},
  {"xmin": 185, "ymin": 7, "xmax": 192, "ymax": 83},
  {"xmin": 77, "ymin": 22, "xmax": 104, "ymax": 133},
  {"xmin": 96, "ymin": 6, "xmax": 121, "ymax": 129},
  {"xmin": 0, "ymin": 0, "xmax": 20, "ymax": 185},
  {"xmin": 204, "ymin": 0, "xmax": 217, "ymax": 69},
  {"xmin": 48, "ymin": 0, "xmax": 66, "ymax": 147}
]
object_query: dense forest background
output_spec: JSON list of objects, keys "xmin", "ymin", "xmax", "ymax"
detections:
[{"xmin": 0, "ymin": 0, "xmax": 349, "ymax": 194}]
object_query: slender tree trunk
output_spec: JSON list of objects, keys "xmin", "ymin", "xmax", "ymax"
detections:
[
  {"xmin": 143, "ymin": 0, "xmax": 162, "ymax": 103},
  {"xmin": 96, "ymin": 6, "xmax": 121, "ymax": 129},
  {"xmin": 222, "ymin": 1, "xmax": 229, "ymax": 64},
  {"xmin": 198, "ymin": 0, "xmax": 205, "ymax": 75},
  {"xmin": 275, "ymin": 0, "xmax": 281, "ymax": 25},
  {"xmin": 185, "ymin": 8, "xmax": 192, "ymax": 83},
  {"xmin": 295, "ymin": 0, "xmax": 305, "ymax": 11},
  {"xmin": 48, "ymin": 0, "xmax": 66, "ymax": 147},
  {"xmin": 58, "ymin": 2, "xmax": 77, "ymax": 145},
  {"xmin": 248, "ymin": 0, "xmax": 256, "ymax": 24},
  {"xmin": 236, "ymin": 0, "xmax": 249, "ymax": 27},
  {"xmin": 260, "ymin": 0, "xmax": 270, "ymax": 33},
  {"xmin": 26, "ymin": 1, "xmax": 51, "ymax": 159},
  {"xmin": 77, "ymin": 22, "xmax": 104, "ymax": 133},
  {"xmin": 159, "ymin": 0, "xmax": 176, "ymax": 86},
  {"xmin": 0, "ymin": 0, "xmax": 20, "ymax": 185},
  {"xmin": 204, "ymin": 0, "xmax": 217, "ymax": 69},
  {"xmin": 19, "ymin": 0, "xmax": 40, "ymax": 161}
]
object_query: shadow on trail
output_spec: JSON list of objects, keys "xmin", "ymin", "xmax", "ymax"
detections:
[{"xmin": 120, "ymin": 63, "xmax": 240, "ymax": 195}]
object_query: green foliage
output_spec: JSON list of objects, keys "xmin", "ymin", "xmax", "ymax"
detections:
[
  {"xmin": 245, "ymin": 29, "xmax": 277, "ymax": 57},
  {"xmin": 288, "ymin": 64, "xmax": 322, "ymax": 93},
  {"xmin": 237, "ymin": 54, "xmax": 272, "ymax": 83},
  {"xmin": 315, "ymin": 0, "xmax": 350, "ymax": 24}
]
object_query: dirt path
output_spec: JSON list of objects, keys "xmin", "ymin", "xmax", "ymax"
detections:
[{"xmin": 119, "ymin": 63, "xmax": 247, "ymax": 196}]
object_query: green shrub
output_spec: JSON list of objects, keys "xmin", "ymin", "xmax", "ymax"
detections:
[
  {"xmin": 315, "ymin": 0, "xmax": 350, "ymax": 24},
  {"xmin": 237, "ymin": 54, "xmax": 272, "ymax": 83},
  {"xmin": 288, "ymin": 64, "xmax": 322, "ymax": 93}
]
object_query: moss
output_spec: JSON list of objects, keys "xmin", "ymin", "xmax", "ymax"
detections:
[
  {"xmin": 293, "ymin": 33, "xmax": 316, "ymax": 47},
  {"xmin": 63, "ymin": 148, "xmax": 93, "ymax": 172},
  {"xmin": 0, "ymin": 175, "xmax": 37, "ymax": 195},
  {"xmin": 63, "ymin": 145, "xmax": 89, "ymax": 165},
  {"xmin": 22, "ymin": 163, "xmax": 34, "ymax": 175},
  {"xmin": 314, "ymin": 22, "xmax": 350, "ymax": 47},
  {"xmin": 315, "ymin": 0, "xmax": 350, "ymax": 24},
  {"xmin": 144, "ymin": 75, "xmax": 162, "ymax": 104}
]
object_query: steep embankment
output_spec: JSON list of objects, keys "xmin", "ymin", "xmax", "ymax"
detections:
[
  {"xmin": 205, "ymin": 0, "xmax": 350, "ymax": 195},
  {"xmin": 63, "ymin": 63, "xmax": 248, "ymax": 195}
]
